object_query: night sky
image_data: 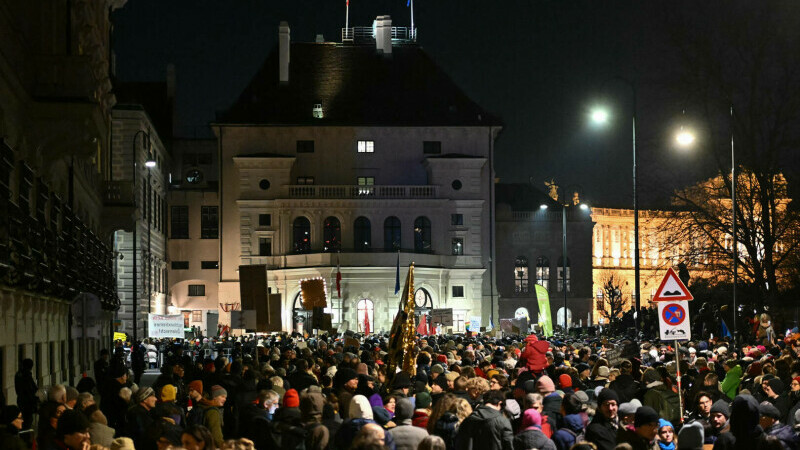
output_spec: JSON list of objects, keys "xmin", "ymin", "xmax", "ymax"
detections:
[{"xmin": 113, "ymin": 1, "xmax": 800, "ymax": 207}]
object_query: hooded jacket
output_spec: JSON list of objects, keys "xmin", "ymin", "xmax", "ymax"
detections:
[
  {"xmin": 391, "ymin": 398, "xmax": 429, "ymax": 450},
  {"xmin": 513, "ymin": 410, "xmax": 556, "ymax": 450},
  {"xmin": 553, "ymin": 414, "xmax": 585, "ymax": 450},
  {"xmin": 721, "ymin": 365, "xmax": 743, "ymax": 400},
  {"xmin": 455, "ymin": 405, "xmax": 514, "ymax": 450},
  {"xmin": 522, "ymin": 335, "xmax": 551, "ymax": 373},
  {"xmin": 333, "ymin": 395, "xmax": 397, "ymax": 450},
  {"xmin": 763, "ymin": 422, "xmax": 799, "ymax": 450},
  {"xmin": 301, "ymin": 392, "xmax": 330, "ymax": 450},
  {"xmin": 712, "ymin": 395, "xmax": 765, "ymax": 450}
]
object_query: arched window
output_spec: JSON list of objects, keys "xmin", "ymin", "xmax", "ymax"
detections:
[
  {"xmin": 354, "ymin": 217, "xmax": 371, "ymax": 252},
  {"xmin": 413, "ymin": 216, "xmax": 431, "ymax": 253},
  {"xmin": 557, "ymin": 256, "xmax": 571, "ymax": 292},
  {"xmin": 514, "ymin": 256, "xmax": 529, "ymax": 294},
  {"xmin": 323, "ymin": 216, "xmax": 341, "ymax": 252},
  {"xmin": 357, "ymin": 299, "xmax": 374, "ymax": 333},
  {"xmin": 536, "ymin": 257, "xmax": 550, "ymax": 291},
  {"xmin": 293, "ymin": 217, "xmax": 311, "ymax": 254},
  {"xmin": 384, "ymin": 216, "xmax": 401, "ymax": 251},
  {"xmin": 556, "ymin": 307, "xmax": 572, "ymax": 329},
  {"xmin": 292, "ymin": 292, "xmax": 311, "ymax": 331}
]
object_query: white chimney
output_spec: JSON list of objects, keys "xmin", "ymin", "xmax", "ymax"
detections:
[
  {"xmin": 279, "ymin": 21, "xmax": 290, "ymax": 84},
  {"xmin": 375, "ymin": 16, "xmax": 384, "ymax": 53},
  {"xmin": 375, "ymin": 15, "xmax": 392, "ymax": 55}
]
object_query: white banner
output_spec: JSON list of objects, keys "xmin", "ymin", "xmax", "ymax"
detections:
[{"xmin": 148, "ymin": 314, "xmax": 185, "ymax": 338}]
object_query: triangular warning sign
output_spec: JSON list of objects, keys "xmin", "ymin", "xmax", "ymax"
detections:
[{"xmin": 652, "ymin": 267, "xmax": 693, "ymax": 301}]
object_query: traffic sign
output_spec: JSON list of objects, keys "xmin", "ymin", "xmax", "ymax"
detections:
[
  {"xmin": 658, "ymin": 300, "xmax": 691, "ymax": 340},
  {"xmin": 652, "ymin": 268, "xmax": 693, "ymax": 301}
]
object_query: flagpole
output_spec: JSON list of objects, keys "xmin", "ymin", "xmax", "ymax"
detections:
[
  {"xmin": 410, "ymin": 0, "xmax": 415, "ymax": 35},
  {"xmin": 345, "ymin": 0, "xmax": 349, "ymax": 31}
]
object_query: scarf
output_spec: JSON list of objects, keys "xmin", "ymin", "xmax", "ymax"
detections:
[{"xmin": 658, "ymin": 441, "xmax": 675, "ymax": 450}]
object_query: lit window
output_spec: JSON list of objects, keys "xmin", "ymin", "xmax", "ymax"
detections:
[
  {"xmin": 192, "ymin": 310, "xmax": 202, "ymax": 322},
  {"xmin": 293, "ymin": 217, "xmax": 311, "ymax": 254},
  {"xmin": 414, "ymin": 216, "xmax": 431, "ymax": 253},
  {"xmin": 515, "ymin": 256, "xmax": 529, "ymax": 294},
  {"xmin": 357, "ymin": 177, "xmax": 375, "ymax": 195},
  {"xmin": 536, "ymin": 257, "xmax": 550, "ymax": 291},
  {"xmin": 357, "ymin": 299, "xmax": 375, "ymax": 333},
  {"xmin": 452, "ymin": 238, "xmax": 464, "ymax": 255},
  {"xmin": 357, "ymin": 140, "xmax": 374, "ymax": 153},
  {"xmin": 557, "ymin": 257, "xmax": 571, "ymax": 292},
  {"xmin": 296, "ymin": 177, "xmax": 315, "ymax": 185},
  {"xmin": 323, "ymin": 217, "xmax": 341, "ymax": 253}
]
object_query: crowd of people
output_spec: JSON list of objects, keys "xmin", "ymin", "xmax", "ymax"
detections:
[{"xmin": 2, "ymin": 325, "xmax": 800, "ymax": 450}]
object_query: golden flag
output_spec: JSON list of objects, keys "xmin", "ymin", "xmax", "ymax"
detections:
[{"xmin": 386, "ymin": 263, "xmax": 415, "ymax": 388}]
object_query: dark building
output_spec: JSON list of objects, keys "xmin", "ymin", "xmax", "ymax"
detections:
[{"xmin": 495, "ymin": 183, "xmax": 595, "ymax": 332}]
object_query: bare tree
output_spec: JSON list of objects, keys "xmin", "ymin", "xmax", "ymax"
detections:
[{"xmin": 595, "ymin": 271, "xmax": 630, "ymax": 322}]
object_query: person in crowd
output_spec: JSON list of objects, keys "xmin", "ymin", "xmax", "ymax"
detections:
[
  {"xmin": 182, "ymin": 424, "xmax": 216, "ymax": 450},
  {"xmin": 0, "ymin": 405, "xmax": 27, "ymax": 450},
  {"xmin": 391, "ymin": 397, "xmax": 429, "ymax": 450},
  {"xmin": 38, "ymin": 397, "xmax": 67, "ymax": 449},
  {"xmin": 705, "ymin": 400, "xmax": 730, "ymax": 446},
  {"xmin": 586, "ymin": 388, "xmax": 620, "ymax": 450},
  {"xmin": 616, "ymin": 406, "xmax": 660, "ymax": 450},
  {"xmin": 413, "ymin": 392, "xmax": 433, "ymax": 429},
  {"xmin": 687, "ymin": 392, "xmax": 714, "ymax": 424},
  {"xmin": 656, "ymin": 419, "xmax": 675, "ymax": 450},
  {"xmin": 49, "ymin": 409, "xmax": 91, "ymax": 450},
  {"xmin": 553, "ymin": 393, "xmax": 587, "ymax": 450},
  {"xmin": 300, "ymin": 390, "xmax": 330, "ymax": 450},
  {"xmin": 85, "ymin": 403, "xmax": 115, "ymax": 447},
  {"xmin": 513, "ymin": 408, "xmax": 556, "ymax": 450},
  {"xmin": 713, "ymin": 395, "xmax": 765, "ymax": 450},
  {"xmin": 101, "ymin": 363, "xmax": 130, "ymax": 432},
  {"xmin": 125, "ymin": 386, "xmax": 157, "ymax": 447},
  {"xmin": 14, "ymin": 358, "xmax": 39, "ymax": 430},
  {"xmin": 193, "ymin": 384, "xmax": 227, "ymax": 448},
  {"xmin": 720, "ymin": 360, "xmax": 743, "ymax": 401},
  {"xmin": 677, "ymin": 421, "xmax": 704, "ymax": 450},
  {"xmin": 609, "ymin": 360, "xmax": 640, "ymax": 404},
  {"xmin": 94, "ymin": 349, "xmax": 110, "ymax": 391},
  {"xmin": 618, "ymin": 401, "xmax": 641, "ymax": 430},
  {"xmin": 762, "ymin": 378, "xmax": 792, "ymax": 420},
  {"xmin": 758, "ymin": 402, "xmax": 799, "ymax": 450},
  {"xmin": 641, "ymin": 368, "xmax": 681, "ymax": 425},
  {"xmin": 454, "ymin": 389, "xmax": 514, "ymax": 450}
]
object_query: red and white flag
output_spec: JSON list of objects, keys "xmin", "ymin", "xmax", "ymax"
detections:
[
  {"xmin": 416, "ymin": 314, "xmax": 428, "ymax": 335},
  {"xmin": 363, "ymin": 308, "xmax": 370, "ymax": 334}
]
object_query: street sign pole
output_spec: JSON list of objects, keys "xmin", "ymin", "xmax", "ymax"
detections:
[{"xmin": 676, "ymin": 339, "xmax": 683, "ymax": 423}]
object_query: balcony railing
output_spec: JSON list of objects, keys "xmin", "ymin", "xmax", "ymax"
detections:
[
  {"xmin": 286, "ymin": 185, "xmax": 438, "ymax": 199},
  {"xmin": 341, "ymin": 26, "xmax": 417, "ymax": 43}
]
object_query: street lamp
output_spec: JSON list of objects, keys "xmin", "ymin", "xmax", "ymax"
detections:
[
  {"xmin": 590, "ymin": 79, "xmax": 640, "ymax": 333},
  {"xmin": 541, "ymin": 193, "xmax": 591, "ymax": 333},
  {"xmin": 145, "ymin": 152, "xmax": 156, "ymax": 336},
  {"xmin": 674, "ymin": 107, "xmax": 737, "ymax": 340}
]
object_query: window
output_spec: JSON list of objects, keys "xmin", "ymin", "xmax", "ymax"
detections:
[
  {"xmin": 297, "ymin": 140, "xmax": 315, "ymax": 153},
  {"xmin": 192, "ymin": 310, "xmax": 202, "ymax": 322},
  {"xmin": 451, "ymin": 180, "xmax": 463, "ymax": 190},
  {"xmin": 354, "ymin": 217, "xmax": 371, "ymax": 252},
  {"xmin": 423, "ymin": 141, "xmax": 442, "ymax": 154},
  {"xmin": 258, "ymin": 214, "xmax": 271, "ymax": 227},
  {"xmin": 188, "ymin": 284, "xmax": 206, "ymax": 296},
  {"xmin": 171, "ymin": 261, "xmax": 189, "ymax": 270},
  {"xmin": 452, "ymin": 238, "xmax": 464, "ymax": 255},
  {"xmin": 183, "ymin": 311, "xmax": 190, "ymax": 327},
  {"xmin": 557, "ymin": 257, "xmax": 571, "ymax": 292},
  {"xmin": 515, "ymin": 256, "xmax": 529, "ymax": 294},
  {"xmin": 453, "ymin": 311, "xmax": 466, "ymax": 333},
  {"xmin": 171, "ymin": 206, "xmax": 189, "ymax": 239},
  {"xmin": 201, "ymin": 206, "xmax": 218, "ymax": 239},
  {"xmin": 414, "ymin": 216, "xmax": 432, "ymax": 253},
  {"xmin": 259, "ymin": 237, "xmax": 272, "ymax": 256},
  {"xmin": 452, "ymin": 286, "xmax": 465, "ymax": 298},
  {"xmin": 356, "ymin": 299, "xmax": 375, "ymax": 333},
  {"xmin": 186, "ymin": 169, "xmax": 203, "ymax": 184},
  {"xmin": 296, "ymin": 176, "xmax": 315, "ymax": 185},
  {"xmin": 201, "ymin": 261, "xmax": 219, "ymax": 269},
  {"xmin": 536, "ymin": 257, "xmax": 550, "ymax": 291},
  {"xmin": 293, "ymin": 217, "xmax": 311, "ymax": 254},
  {"xmin": 259, "ymin": 179, "xmax": 271, "ymax": 190},
  {"xmin": 384, "ymin": 216, "xmax": 401, "ymax": 251},
  {"xmin": 357, "ymin": 140, "xmax": 374, "ymax": 153},
  {"xmin": 323, "ymin": 216, "xmax": 341, "ymax": 252},
  {"xmin": 451, "ymin": 214, "xmax": 463, "ymax": 226}
]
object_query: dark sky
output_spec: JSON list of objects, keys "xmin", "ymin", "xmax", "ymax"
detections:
[{"xmin": 112, "ymin": 1, "xmax": 798, "ymax": 207}]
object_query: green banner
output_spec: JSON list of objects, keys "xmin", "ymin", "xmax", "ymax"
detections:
[{"xmin": 535, "ymin": 284, "xmax": 554, "ymax": 337}]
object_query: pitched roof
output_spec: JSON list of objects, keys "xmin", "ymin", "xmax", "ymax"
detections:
[
  {"xmin": 216, "ymin": 43, "xmax": 500, "ymax": 127},
  {"xmin": 495, "ymin": 183, "xmax": 559, "ymax": 211},
  {"xmin": 114, "ymin": 81, "xmax": 174, "ymax": 143}
]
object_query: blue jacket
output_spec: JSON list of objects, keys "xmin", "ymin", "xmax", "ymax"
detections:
[{"xmin": 553, "ymin": 414, "xmax": 585, "ymax": 450}]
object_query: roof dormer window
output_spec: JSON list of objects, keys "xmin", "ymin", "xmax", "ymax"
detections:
[{"xmin": 313, "ymin": 103, "xmax": 324, "ymax": 119}]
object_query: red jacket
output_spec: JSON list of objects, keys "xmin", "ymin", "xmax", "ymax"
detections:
[
  {"xmin": 522, "ymin": 334, "xmax": 550, "ymax": 372},
  {"xmin": 412, "ymin": 410, "xmax": 430, "ymax": 429}
]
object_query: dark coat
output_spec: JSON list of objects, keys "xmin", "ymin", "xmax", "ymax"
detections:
[
  {"xmin": 124, "ymin": 404, "xmax": 155, "ymax": 448},
  {"xmin": 608, "ymin": 374, "xmax": 640, "ymax": 404},
  {"xmin": 455, "ymin": 405, "xmax": 514, "ymax": 450},
  {"xmin": 585, "ymin": 414, "xmax": 618, "ymax": 450},
  {"xmin": 764, "ymin": 423, "xmax": 799, "ymax": 450},
  {"xmin": 433, "ymin": 412, "xmax": 460, "ymax": 450},
  {"xmin": 100, "ymin": 378, "xmax": 128, "ymax": 432},
  {"xmin": 513, "ymin": 427, "xmax": 557, "ymax": 450}
]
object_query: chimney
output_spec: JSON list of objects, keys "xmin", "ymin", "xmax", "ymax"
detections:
[
  {"xmin": 375, "ymin": 16, "xmax": 392, "ymax": 55},
  {"xmin": 279, "ymin": 21, "xmax": 290, "ymax": 84}
]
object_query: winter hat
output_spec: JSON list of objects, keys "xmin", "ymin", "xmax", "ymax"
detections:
[
  {"xmin": 445, "ymin": 372, "xmax": 460, "ymax": 382},
  {"xmin": 437, "ymin": 354, "xmax": 448, "ymax": 364},
  {"xmin": 536, "ymin": 375, "xmax": 556, "ymax": 394},
  {"xmin": 766, "ymin": 378, "xmax": 785, "ymax": 395},
  {"xmin": 300, "ymin": 391, "xmax": 325, "ymax": 418},
  {"xmin": 758, "ymin": 402, "xmax": 781, "ymax": 419},
  {"xmin": 677, "ymin": 421, "xmax": 705, "ymax": 450},
  {"xmin": 563, "ymin": 393, "xmax": 584, "ymax": 415},
  {"xmin": 634, "ymin": 406, "xmax": 660, "ymax": 428},
  {"xmin": 431, "ymin": 364, "xmax": 445, "ymax": 374},
  {"xmin": 188, "ymin": 380, "xmax": 203, "ymax": 394},
  {"xmin": 135, "ymin": 387, "xmax": 156, "ymax": 404},
  {"xmin": 659, "ymin": 418, "xmax": 674, "ymax": 430},
  {"xmin": 522, "ymin": 379, "xmax": 537, "ymax": 394},
  {"xmin": 338, "ymin": 367, "xmax": 358, "ymax": 384},
  {"xmin": 161, "ymin": 384, "xmax": 177, "ymax": 402},
  {"xmin": 520, "ymin": 408, "xmax": 543, "ymax": 430},
  {"xmin": 350, "ymin": 395, "xmax": 374, "ymax": 420},
  {"xmin": 283, "ymin": 389, "xmax": 300, "ymax": 408},
  {"xmin": 504, "ymin": 399, "xmax": 521, "ymax": 420},
  {"xmin": 416, "ymin": 392, "xmax": 432, "ymax": 409},
  {"xmin": 710, "ymin": 400, "xmax": 731, "ymax": 417},
  {"xmin": 56, "ymin": 409, "xmax": 90, "ymax": 438},
  {"xmin": 596, "ymin": 366, "xmax": 610, "ymax": 380},
  {"xmin": 395, "ymin": 398, "xmax": 414, "ymax": 421},
  {"xmin": 110, "ymin": 437, "xmax": 136, "ymax": 450},
  {"xmin": 211, "ymin": 385, "xmax": 227, "ymax": 399},
  {"xmin": 576, "ymin": 363, "xmax": 591, "ymax": 374},
  {"xmin": 642, "ymin": 368, "xmax": 662, "ymax": 384},
  {"xmin": 619, "ymin": 402, "xmax": 640, "ymax": 416},
  {"xmin": 559, "ymin": 374, "xmax": 573, "ymax": 389},
  {"xmin": 597, "ymin": 388, "xmax": 620, "ymax": 406},
  {"xmin": 393, "ymin": 372, "xmax": 413, "ymax": 389}
]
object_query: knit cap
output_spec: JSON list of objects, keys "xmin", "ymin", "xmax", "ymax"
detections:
[
  {"xmin": 135, "ymin": 387, "xmax": 155, "ymax": 404},
  {"xmin": 211, "ymin": 385, "xmax": 227, "ymax": 399},
  {"xmin": 283, "ymin": 389, "xmax": 300, "ymax": 408},
  {"xmin": 445, "ymin": 371, "xmax": 460, "ymax": 382},
  {"xmin": 431, "ymin": 364, "xmax": 445, "ymax": 374},
  {"xmin": 536, "ymin": 375, "xmax": 556, "ymax": 394},
  {"xmin": 161, "ymin": 384, "xmax": 177, "ymax": 402},
  {"xmin": 758, "ymin": 402, "xmax": 781, "ymax": 419},
  {"xmin": 709, "ymin": 399, "xmax": 730, "ymax": 417},
  {"xmin": 559, "ymin": 374, "xmax": 573, "ymax": 389},
  {"xmin": 188, "ymin": 380, "xmax": 203, "ymax": 394},
  {"xmin": 619, "ymin": 402, "xmax": 639, "ymax": 416},
  {"xmin": 677, "ymin": 421, "xmax": 704, "ymax": 450},
  {"xmin": 659, "ymin": 418, "xmax": 674, "ymax": 430},
  {"xmin": 597, "ymin": 388, "xmax": 620, "ymax": 406},
  {"xmin": 634, "ymin": 406, "xmax": 660, "ymax": 428},
  {"xmin": 416, "ymin": 392, "xmax": 432, "ymax": 409},
  {"xmin": 766, "ymin": 378, "xmax": 785, "ymax": 395}
]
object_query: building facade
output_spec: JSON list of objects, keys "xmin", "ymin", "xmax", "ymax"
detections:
[
  {"xmin": 168, "ymin": 19, "xmax": 501, "ymax": 334},
  {"xmin": 0, "ymin": 0, "xmax": 124, "ymax": 401}
]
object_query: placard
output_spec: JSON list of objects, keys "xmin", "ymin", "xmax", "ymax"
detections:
[
  {"xmin": 230, "ymin": 310, "xmax": 257, "ymax": 329},
  {"xmin": 431, "ymin": 308, "xmax": 454, "ymax": 326},
  {"xmin": 300, "ymin": 278, "xmax": 327, "ymax": 309},
  {"xmin": 148, "ymin": 314, "xmax": 185, "ymax": 338}
]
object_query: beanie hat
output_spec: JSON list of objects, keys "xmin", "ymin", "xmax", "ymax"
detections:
[
  {"xmin": 597, "ymin": 388, "xmax": 620, "ymax": 406},
  {"xmin": 372, "ymin": 405, "xmax": 392, "ymax": 425},
  {"xmin": 758, "ymin": 402, "xmax": 781, "ymax": 419},
  {"xmin": 300, "ymin": 391, "xmax": 325, "ymax": 418},
  {"xmin": 393, "ymin": 372, "xmax": 413, "ymax": 388},
  {"xmin": 677, "ymin": 421, "xmax": 704, "ymax": 450},
  {"xmin": 642, "ymin": 368, "xmax": 662, "ymax": 384},
  {"xmin": 523, "ymin": 379, "xmax": 537, "ymax": 394},
  {"xmin": 559, "ymin": 374, "xmax": 573, "ymax": 389},
  {"xmin": 563, "ymin": 393, "xmax": 583, "ymax": 415},
  {"xmin": 108, "ymin": 363, "xmax": 127, "ymax": 379},
  {"xmin": 188, "ymin": 380, "xmax": 203, "ymax": 394},
  {"xmin": 437, "ymin": 354, "xmax": 448, "ymax": 364},
  {"xmin": 395, "ymin": 397, "xmax": 414, "ymax": 421},
  {"xmin": 431, "ymin": 364, "xmax": 445, "ymax": 374},
  {"xmin": 338, "ymin": 367, "xmax": 358, "ymax": 383},
  {"xmin": 135, "ymin": 387, "xmax": 155, "ymax": 404},
  {"xmin": 536, "ymin": 375, "xmax": 556, "ymax": 394},
  {"xmin": 416, "ymin": 392, "xmax": 432, "ymax": 409},
  {"xmin": 161, "ymin": 384, "xmax": 177, "ymax": 402},
  {"xmin": 596, "ymin": 366, "xmax": 610, "ymax": 379},
  {"xmin": 505, "ymin": 399, "xmax": 521, "ymax": 419},
  {"xmin": 619, "ymin": 402, "xmax": 640, "ymax": 416},
  {"xmin": 576, "ymin": 363, "xmax": 591, "ymax": 373},
  {"xmin": 110, "ymin": 437, "xmax": 136, "ymax": 450},
  {"xmin": 56, "ymin": 409, "xmax": 90, "ymax": 438},
  {"xmin": 634, "ymin": 406, "xmax": 660, "ymax": 428},
  {"xmin": 211, "ymin": 385, "xmax": 227, "ymax": 399},
  {"xmin": 767, "ymin": 378, "xmax": 785, "ymax": 395},
  {"xmin": 709, "ymin": 399, "xmax": 731, "ymax": 417},
  {"xmin": 283, "ymin": 389, "xmax": 300, "ymax": 408},
  {"xmin": 659, "ymin": 418, "xmax": 674, "ymax": 430},
  {"xmin": 3, "ymin": 405, "xmax": 20, "ymax": 426}
]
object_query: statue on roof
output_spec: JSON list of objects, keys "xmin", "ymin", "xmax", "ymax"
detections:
[{"xmin": 545, "ymin": 179, "xmax": 559, "ymax": 201}]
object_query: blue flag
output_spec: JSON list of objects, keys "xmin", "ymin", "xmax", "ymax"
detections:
[
  {"xmin": 394, "ymin": 252, "xmax": 400, "ymax": 294},
  {"xmin": 407, "ymin": 0, "xmax": 410, "ymax": 6},
  {"xmin": 721, "ymin": 319, "xmax": 733, "ymax": 338}
]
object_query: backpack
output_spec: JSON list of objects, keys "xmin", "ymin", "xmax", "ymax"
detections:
[
  {"xmin": 186, "ymin": 406, "xmax": 207, "ymax": 427},
  {"xmin": 563, "ymin": 427, "xmax": 586, "ymax": 445}
]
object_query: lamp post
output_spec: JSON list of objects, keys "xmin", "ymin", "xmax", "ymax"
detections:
[
  {"xmin": 145, "ymin": 155, "xmax": 156, "ymax": 336},
  {"xmin": 132, "ymin": 130, "xmax": 151, "ymax": 345},
  {"xmin": 590, "ymin": 79, "xmax": 640, "ymax": 332},
  {"xmin": 675, "ymin": 105, "xmax": 737, "ymax": 341},
  {"xmin": 541, "ymin": 195, "xmax": 590, "ymax": 333}
]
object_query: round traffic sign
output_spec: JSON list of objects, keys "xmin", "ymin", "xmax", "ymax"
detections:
[{"xmin": 662, "ymin": 303, "xmax": 686, "ymax": 326}]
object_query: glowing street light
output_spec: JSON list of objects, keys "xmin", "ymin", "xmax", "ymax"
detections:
[
  {"xmin": 591, "ymin": 109, "xmax": 609, "ymax": 124},
  {"xmin": 675, "ymin": 129, "xmax": 695, "ymax": 148}
]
